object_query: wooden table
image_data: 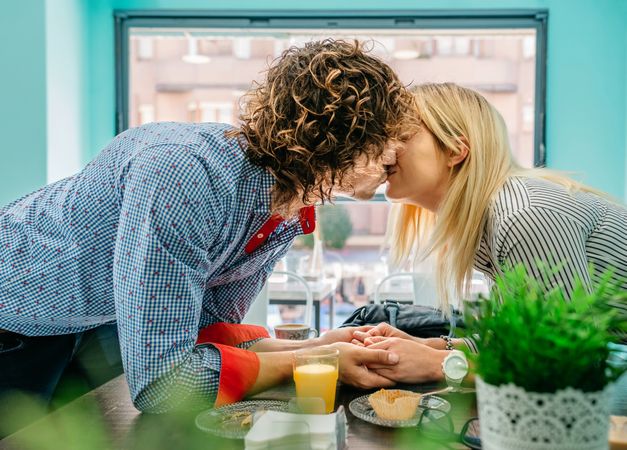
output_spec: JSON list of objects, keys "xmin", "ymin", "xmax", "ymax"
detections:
[{"xmin": 0, "ymin": 375, "xmax": 476, "ymax": 450}]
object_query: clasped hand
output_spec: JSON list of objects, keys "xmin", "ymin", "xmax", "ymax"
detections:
[
  {"xmin": 317, "ymin": 323, "xmax": 445, "ymax": 389},
  {"xmin": 349, "ymin": 323, "xmax": 446, "ymax": 385}
]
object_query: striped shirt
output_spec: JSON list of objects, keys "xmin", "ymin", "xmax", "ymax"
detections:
[
  {"xmin": 473, "ymin": 176, "xmax": 627, "ymax": 342},
  {"xmin": 0, "ymin": 122, "xmax": 303, "ymax": 411}
]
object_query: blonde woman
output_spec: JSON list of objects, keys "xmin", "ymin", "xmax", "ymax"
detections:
[{"xmin": 352, "ymin": 83, "xmax": 627, "ymax": 411}]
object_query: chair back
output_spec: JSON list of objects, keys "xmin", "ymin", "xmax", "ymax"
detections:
[
  {"xmin": 373, "ymin": 272, "xmax": 437, "ymax": 308},
  {"xmin": 242, "ymin": 270, "xmax": 315, "ymax": 330},
  {"xmin": 273, "ymin": 270, "xmax": 314, "ymax": 328}
]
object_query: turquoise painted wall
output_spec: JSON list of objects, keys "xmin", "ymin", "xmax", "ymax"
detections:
[
  {"xmin": 84, "ymin": 0, "xmax": 627, "ymax": 200},
  {"xmin": 0, "ymin": 0, "xmax": 88, "ymax": 207},
  {"xmin": 0, "ymin": 1, "xmax": 48, "ymax": 206},
  {"xmin": 46, "ymin": 0, "xmax": 88, "ymax": 183}
]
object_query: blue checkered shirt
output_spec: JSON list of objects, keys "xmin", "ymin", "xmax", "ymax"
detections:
[{"xmin": 0, "ymin": 122, "xmax": 304, "ymax": 411}]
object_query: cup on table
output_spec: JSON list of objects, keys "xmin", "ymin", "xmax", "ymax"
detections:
[
  {"xmin": 293, "ymin": 346, "xmax": 339, "ymax": 414},
  {"xmin": 274, "ymin": 323, "xmax": 318, "ymax": 341}
]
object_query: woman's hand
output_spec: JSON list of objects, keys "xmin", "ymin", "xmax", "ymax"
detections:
[
  {"xmin": 363, "ymin": 337, "xmax": 447, "ymax": 384},
  {"xmin": 329, "ymin": 342, "xmax": 399, "ymax": 389},
  {"xmin": 316, "ymin": 326, "xmax": 374, "ymax": 346},
  {"xmin": 351, "ymin": 322, "xmax": 424, "ymax": 346},
  {"xmin": 351, "ymin": 323, "xmax": 452, "ymax": 350}
]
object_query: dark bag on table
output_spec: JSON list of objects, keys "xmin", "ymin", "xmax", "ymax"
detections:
[{"xmin": 339, "ymin": 300, "xmax": 464, "ymax": 338}]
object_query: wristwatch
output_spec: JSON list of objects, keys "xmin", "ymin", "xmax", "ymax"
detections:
[{"xmin": 441, "ymin": 350, "xmax": 469, "ymax": 389}]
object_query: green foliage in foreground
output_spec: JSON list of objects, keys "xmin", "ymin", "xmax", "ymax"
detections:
[
  {"xmin": 464, "ymin": 265, "xmax": 627, "ymax": 393},
  {"xmin": 0, "ymin": 390, "xmax": 240, "ymax": 450},
  {"xmin": 0, "ymin": 391, "xmax": 111, "ymax": 450}
]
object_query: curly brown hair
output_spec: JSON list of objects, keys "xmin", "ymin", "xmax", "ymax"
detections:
[{"xmin": 233, "ymin": 39, "xmax": 417, "ymax": 216}]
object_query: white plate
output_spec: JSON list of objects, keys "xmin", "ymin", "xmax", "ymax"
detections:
[
  {"xmin": 349, "ymin": 392, "xmax": 451, "ymax": 428},
  {"xmin": 195, "ymin": 399, "xmax": 289, "ymax": 439}
]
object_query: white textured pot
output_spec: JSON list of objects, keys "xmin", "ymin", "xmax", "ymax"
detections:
[{"xmin": 476, "ymin": 376, "xmax": 612, "ymax": 450}]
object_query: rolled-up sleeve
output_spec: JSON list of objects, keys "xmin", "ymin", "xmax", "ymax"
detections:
[{"xmin": 113, "ymin": 144, "xmax": 259, "ymax": 412}]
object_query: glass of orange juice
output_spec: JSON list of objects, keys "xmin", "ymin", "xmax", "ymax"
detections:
[{"xmin": 293, "ymin": 347, "xmax": 340, "ymax": 414}]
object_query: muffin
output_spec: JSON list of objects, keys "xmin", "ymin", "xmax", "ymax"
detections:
[{"xmin": 368, "ymin": 389, "xmax": 422, "ymax": 421}]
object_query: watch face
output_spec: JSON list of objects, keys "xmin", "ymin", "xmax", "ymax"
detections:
[{"xmin": 445, "ymin": 356, "xmax": 468, "ymax": 379}]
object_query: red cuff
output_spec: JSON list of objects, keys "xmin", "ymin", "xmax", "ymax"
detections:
[
  {"xmin": 196, "ymin": 323, "xmax": 270, "ymax": 347},
  {"xmin": 212, "ymin": 344, "xmax": 260, "ymax": 406}
]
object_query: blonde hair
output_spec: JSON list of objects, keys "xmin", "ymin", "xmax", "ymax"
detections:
[{"xmin": 387, "ymin": 82, "xmax": 605, "ymax": 311}]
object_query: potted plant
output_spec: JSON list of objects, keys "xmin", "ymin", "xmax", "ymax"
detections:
[{"xmin": 464, "ymin": 265, "xmax": 627, "ymax": 450}]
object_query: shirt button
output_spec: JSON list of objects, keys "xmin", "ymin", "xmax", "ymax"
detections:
[{"xmin": 257, "ymin": 233, "xmax": 264, "ymax": 238}]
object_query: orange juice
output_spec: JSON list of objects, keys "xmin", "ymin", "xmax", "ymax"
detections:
[{"xmin": 293, "ymin": 363, "xmax": 338, "ymax": 414}]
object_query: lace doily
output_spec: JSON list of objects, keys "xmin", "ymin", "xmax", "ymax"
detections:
[{"xmin": 476, "ymin": 377, "xmax": 612, "ymax": 450}]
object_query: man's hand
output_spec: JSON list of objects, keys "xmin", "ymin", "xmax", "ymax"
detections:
[
  {"xmin": 351, "ymin": 322, "xmax": 422, "ymax": 346},
  {"xmin": 329, "ymin": 342, "xmax": 399, "ymax": 389},
  {"xmin": 247, "ymin": 326, "xmax": 375, "ymax": 353},
  {"xmin": 316, "ymin": 326, "xmax": 374, "ymax": 346},
  {"xmin": 364, "ymin": 337, "xmax": 447, "ymax": 384}
]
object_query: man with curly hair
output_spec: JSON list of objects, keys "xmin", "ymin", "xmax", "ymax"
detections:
[{"xmin": 0, "ymin": 40, "xmax": 416, "ymax": 414}]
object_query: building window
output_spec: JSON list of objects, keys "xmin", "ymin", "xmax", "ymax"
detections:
[
  {"xmin": 117, "ymin": 10, "xmax": 547, "ymax": 327},
  {"xmin": 137, "ymin": 103, "xmax": 155, "ymax": 125}
]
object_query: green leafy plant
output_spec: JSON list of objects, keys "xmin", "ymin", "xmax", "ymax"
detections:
[
  {"xmin": 464, "ymin": 264, "xmax": 627, "ymax": 393},
  {"xmin": 297, "ymin": 205, "xmax": 353, "ymax": 250}
]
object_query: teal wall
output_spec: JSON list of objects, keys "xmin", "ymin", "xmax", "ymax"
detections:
[
  {"xmin": 0, "ymin": 1, "xmax": 48, "ymax": 206},
  {"xmin": 46, "ymin": 0, "xmax": 87, "ymax": 183},
  {"xmin": 0, "ymin": 0, "xmax": 87, "ymax": 206},
  {"xmin": 1, "ymin": 0, "xmax": 626, "ymax": 205}
]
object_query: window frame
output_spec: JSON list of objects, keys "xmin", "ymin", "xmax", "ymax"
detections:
[{"xmin": 114, "ymin": 9, "xmax": 548, "ymax": 167}]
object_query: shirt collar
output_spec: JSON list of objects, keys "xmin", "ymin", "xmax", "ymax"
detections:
[{"xmin": 234, "ymin": 136, "xmax": 315, "ymax": 237}]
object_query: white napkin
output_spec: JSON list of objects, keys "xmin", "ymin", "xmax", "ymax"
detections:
[{"xmin": 244, "ymin": 408, "xmax": 347, "ymax": 450}]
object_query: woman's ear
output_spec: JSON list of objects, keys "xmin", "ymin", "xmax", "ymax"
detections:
[{"xmin": 448, "ymin": 136, "xmax": 469, "ymax": 168}]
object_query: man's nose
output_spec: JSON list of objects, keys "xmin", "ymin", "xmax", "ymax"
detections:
[{"xmin": 381, "ymin": 146, "xmax": 398, "ymax": 166}]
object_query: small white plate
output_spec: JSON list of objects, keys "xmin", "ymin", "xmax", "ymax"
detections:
[
  {"xmin": 195, "ymin": 399, "xmax": 289, "ymax": 439},
  {"xmin": 349, "ymin": 392, "xmax": 451, "ymax": 428}
]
